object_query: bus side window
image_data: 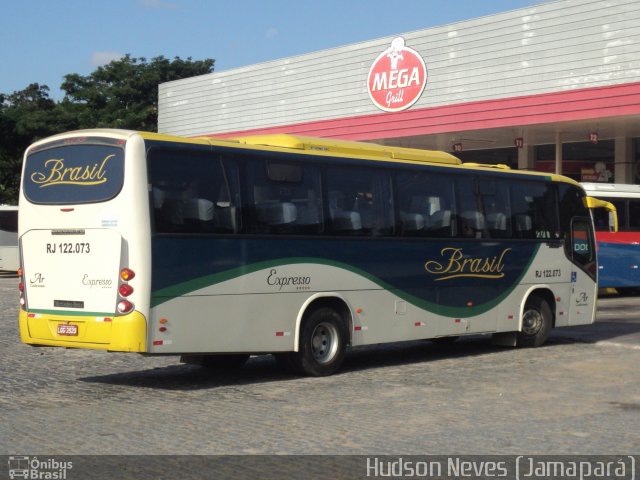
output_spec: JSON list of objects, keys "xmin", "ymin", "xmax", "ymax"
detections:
[
  {"xmin": 148, "ymin": 149, "xmax": 239, "ymax": 234},
  {"xmin": 396, "ymin": 171, "xmax": 453, "ymax": 238},
  {"xmin": 628, "ymin": 200, "xmax": 640, "ymax": 231},
  {"xmin": 594, "ymin": 197, "xmax": 625, "ymax": 232},
  {"xmin": 246, "ymin": 158, "xmax": 323, "ymax": 234},
  {"xmin": 592, "ymin": 207, "xmax": 611, "ymax": 231},
  {"xmin": 456, "ymin": 176, "xmax": 486, "ymax": 239},
  {"xmin": 482, "ymin": 180, "xmax": 510, "ymax": 238},
  {"xmin": 326, "ymin": 167, "xmax": 394, "ymax": 236},
  {"xmin": 511, "ymin": 181, "xmax": 558, "ymax": 239}
]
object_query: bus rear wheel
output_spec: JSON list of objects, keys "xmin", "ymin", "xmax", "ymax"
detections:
[
  {"xmin": 287, "ymin": 307, "xmax": 347, "ymax": 377},
  {"xmin": 517, "ymin": 295, "xmax": 552, "ymax": 347}
]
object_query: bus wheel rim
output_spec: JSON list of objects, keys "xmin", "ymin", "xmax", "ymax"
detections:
[
  {"xmin": 522, "ymin": 309, "xmax": 543, "ymax": 335},
  {"xmin": 310, "ymin": 321, "xmax": 339, "ymax": 364}
]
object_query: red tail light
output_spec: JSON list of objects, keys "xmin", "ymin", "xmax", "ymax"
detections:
[
  {"xmin": 119, "ymin": 284, "xmax": 134, "ymax": 297},
  {"xmin": 117, "ymin": 266, "xmax": 135, "ymax": 314},
  {"xmin": 18, "ymin": 267, "xmax": 26, "ymax": 309}
]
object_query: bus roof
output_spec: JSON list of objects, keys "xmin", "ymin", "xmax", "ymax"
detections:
[
  {"xmin": 581, "ymin": 182, "xmax": 640, "ymax": 197},
  {"xmin": 226, "ymin": 134, "xmax": 461, "ymax": 166},
  {"xmin": 27, "ymin": 129, "xmax": 579, "ymax": 185}
]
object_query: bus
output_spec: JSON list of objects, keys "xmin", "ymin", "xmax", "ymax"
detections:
[
  {"xmin": 582, "ymin": 182, "xmax": 640, "ymax": 294},
  {"xmin": 18, "ymin": 129, "xmax": 609, "ymax": 376},
  {"xmin": 0, "ymin": 205, "xmax": 18, "ymax": 272}
]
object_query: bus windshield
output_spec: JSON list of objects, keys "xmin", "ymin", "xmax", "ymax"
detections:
[{"xmin": 23, "ymin": 139, "xmax": 125, "ymax": 205}]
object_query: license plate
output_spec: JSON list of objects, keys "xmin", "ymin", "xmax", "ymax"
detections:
[{"xmin": 57, "ymin": 324, "xmax": 78, "ymax": 336}]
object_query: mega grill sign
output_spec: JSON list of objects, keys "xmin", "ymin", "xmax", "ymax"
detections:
[{"xmin": 367, "ymin": 37, "xmax": 427, "ymax": 112}]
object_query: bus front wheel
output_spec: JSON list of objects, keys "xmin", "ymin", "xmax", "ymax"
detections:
[
  {"xmin": 517, "ymin": 295, "xmax": 552, "ymax": 347},
  {"xmin": 288, "ymin": 307, "xmax": 347, "ymax": 376}
]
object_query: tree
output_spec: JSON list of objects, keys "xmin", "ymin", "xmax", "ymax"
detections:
[
  {"xmin": 0, "ymin": 55, "xmax": 214, "ymax": 204},
  {"xmin": 61, "ymin": 55, "xmax": 214, "ymax": 131},
  {"xmin": 0, "ymin": 84, "xmax": 66, "ymax": 203}
]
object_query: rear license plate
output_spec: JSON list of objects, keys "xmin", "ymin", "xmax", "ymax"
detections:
[{"xmin": 57, "ymin": 324, "xmax": 78, "ymax": 336}]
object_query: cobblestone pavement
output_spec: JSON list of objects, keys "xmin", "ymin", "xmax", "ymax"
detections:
[{"xmin": 1, "ymin": 274, "xmax": 638, "ymax": 456}]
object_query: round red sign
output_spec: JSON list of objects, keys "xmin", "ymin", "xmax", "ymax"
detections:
[{"xmin": 367, "ymin": 37, "xmax": 427, "ymax": 112}]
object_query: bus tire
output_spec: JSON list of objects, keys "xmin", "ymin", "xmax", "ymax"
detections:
[
  {"xmin": 517, "ymin": 295, "xmax": 552, "ymax": 347},
  {"xmin": 289, "ymin": 307, "xmax": 347, "ymax": 377}
]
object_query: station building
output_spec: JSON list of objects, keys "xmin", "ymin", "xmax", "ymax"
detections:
[{"xmin": 158, "ymin": 0, "xmax": 640, "ymax": 184}]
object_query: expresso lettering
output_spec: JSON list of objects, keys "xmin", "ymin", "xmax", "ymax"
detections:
[
  {"xmin": 82, "ymin": 274, "xmax": 113, "ymax": 288},
  {"xmin": 267, "ymin": 269, "xmax": 311, "ymax": 291}
]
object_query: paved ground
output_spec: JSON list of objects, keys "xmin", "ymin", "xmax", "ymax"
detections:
[{"xmin": 0, "ymin": 273, "xmax": 638, "ymax": 461}]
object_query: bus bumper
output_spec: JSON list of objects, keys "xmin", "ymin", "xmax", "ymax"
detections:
[{"xmin": 19, "ymin": 309, "xmax": 147, "ymax": 352}]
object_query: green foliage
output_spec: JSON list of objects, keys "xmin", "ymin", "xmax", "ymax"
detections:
[
  {"xmin": 0, "ymin": 83, "xmax": 65, "ymax": 203},
  {"xmin": 61, "ymin": 55, "xmax": 214, "ymax": 131},
  {"xmin": 0, "ymin": 55, "xmax": 214, "ymax": 204}
]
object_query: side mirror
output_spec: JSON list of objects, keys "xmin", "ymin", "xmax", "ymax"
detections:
[
  {"xmin": 584, "ymin": 196, "xmax": 618, "ymax": 233},
  {"xmin": 608, "ymin": 211, "xmax": 617, "ymax": 233}
]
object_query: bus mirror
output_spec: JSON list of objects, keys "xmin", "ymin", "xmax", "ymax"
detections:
[
  {"xmin": 608, "ymin": 211, "xmax": 618, "ymax": 233},
  {"xmin": 584, "ymin": 196, "xmax": 618, "ymax": 233}
]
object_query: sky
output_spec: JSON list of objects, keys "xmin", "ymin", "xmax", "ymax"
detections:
[{"xmin": 2, "ymin": 0, "xmax": 544, "ymax": 100}]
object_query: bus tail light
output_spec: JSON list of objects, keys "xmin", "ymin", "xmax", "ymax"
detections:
[
  {"xmin": 117, "ymin": 300, "xmax": 134, "ymax": 314},
  {"xmin": 18, "ymin": 267, "xmax": 26, "ymax": 309},
  {"xmin": 120, "ymin": 268, "xmax": 135, "ymax": 281},
  {"xmin": 119, "ymin": 284, "xmax": 134, "ymax": 297},
  {"xmin": 117, "ymin": 267, "xmax": 135, "ymax": 314}
]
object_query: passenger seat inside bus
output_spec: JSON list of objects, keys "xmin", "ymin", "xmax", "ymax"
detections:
[
  {"xmin": 487, "ymin": 212, "xmax": 507, "ymax": 237},
  {"xmin": 514, "ymin": 214, "xmax": 534, "ymax": 238},
  {"xmin": 460, "ymin": 211, "xmax": 486, "ymax": 238},
  {"xmin": 255, "ymin": 202, "xmax": 297, "ymax": 226},
  {"xmin": 427, "ymin": 209, "xmax": 451, "ymax": 236},
  {"xmin": 332, "ymin": 210, "xmax": 362, "ymax": 232},
  {"xmin": 292, "ymin": 190, "xmax": 322, "ymax": 231},
  {"xmin": 184, "ymin": 198, "xmax": 214, "ymax": 223},
  {"xmin": 328, "ymin": 191, "xmax": 362, "ymax": 233},
  {"xmin": 400, "ymin": 211, "xmax": 425, "ymax": 233},
  {"xmin": 213, "ymin": 203, "xmax": 237, "ymax": 232}
]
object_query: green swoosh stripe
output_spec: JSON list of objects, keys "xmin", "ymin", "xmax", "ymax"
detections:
[{"xmin": 152, "ymin": 245, "xmax": 538, "ymax": 318}]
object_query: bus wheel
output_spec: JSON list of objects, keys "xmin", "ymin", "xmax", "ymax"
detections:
[
  {"xmin": 290, "ymin": 307, "xmax": 347, "ymax": 377},
  {"xmin": 517, "ymin": 295, "xmax": 552, "ymax": 347}
]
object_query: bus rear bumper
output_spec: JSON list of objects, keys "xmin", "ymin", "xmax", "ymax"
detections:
[{"xmin": 19, "ymin": 309, "xmax": 147, "ymax": 352}]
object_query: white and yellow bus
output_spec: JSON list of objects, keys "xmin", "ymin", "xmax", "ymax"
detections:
[{"xmin": 18, "ymin": 130, "xmax": 606, "ymax": 376}]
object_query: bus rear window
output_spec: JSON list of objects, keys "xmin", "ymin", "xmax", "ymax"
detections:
[{"xmin": 23, "ymin": 144, "xmax": 124, "ymax": 204}]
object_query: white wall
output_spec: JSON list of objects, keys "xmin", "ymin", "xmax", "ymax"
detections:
[{"xmin": 159, "ymin": 0, "xmax": 640, "ymax": 137}]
